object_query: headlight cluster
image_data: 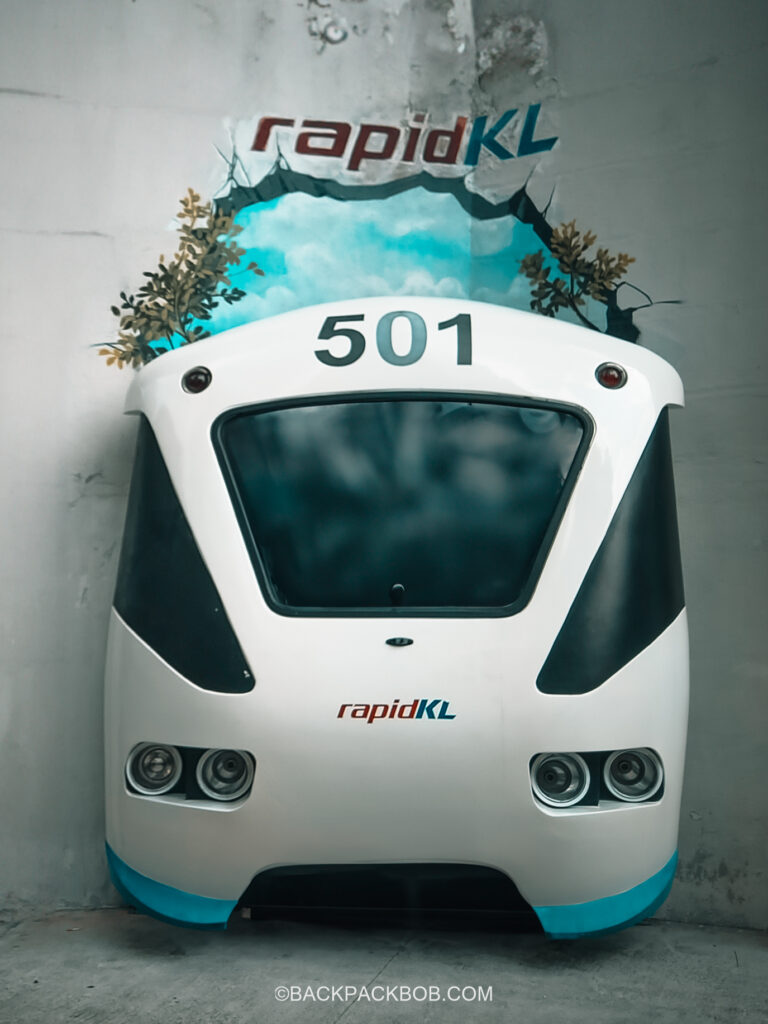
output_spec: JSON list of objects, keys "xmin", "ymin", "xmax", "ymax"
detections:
[
  {"xmin": 125, "ymin": 743, "xmax": 255, "ymax": 803},
  {"xmin": 530, "ymin": 748, "xmax": 663, "ymax": 809}
]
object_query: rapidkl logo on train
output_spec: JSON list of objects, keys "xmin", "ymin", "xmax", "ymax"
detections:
[{"xmin": 337, "ymin": 699, "xmax": 457, "ymax": 722}]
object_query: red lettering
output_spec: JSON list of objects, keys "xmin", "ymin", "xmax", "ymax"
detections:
[
  {"xmin": 337, "ymin": 704, "xmax": 352, "ymax": 719},
  {"xmin": 347, "ymin": 124, "xmax": 400, "ymax": 171},
  {"xmin": 423, "ymin": 116, "xmax": 467, "ymax": 165},
  {"xmin": 251, "ymin": 116, "xmax": 295, "ymax": 152},
  {"xmin": 296, "ymin": 119, "xmax": 351, "ymax": 158},
  {"xmin": 402, "ymin": 114, "xmax": 426, "ymax": 162},
  {"xmin": 398, "ymin": 700, "xmax": 419, "ymax": 719}
]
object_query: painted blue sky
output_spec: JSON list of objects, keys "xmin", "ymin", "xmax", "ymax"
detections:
[{"xmin": 198, "ymin": 187, "xmax": 553, "ymax": 335}]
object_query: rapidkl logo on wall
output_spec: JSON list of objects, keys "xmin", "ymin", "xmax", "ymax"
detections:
[{"xmin": 251, "ymin": 106, "xmax": 558, "ymax": 172}]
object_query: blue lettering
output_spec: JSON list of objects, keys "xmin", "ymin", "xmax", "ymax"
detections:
[
  {"xmin": 465, "ymin": 110, "xmax": 517, "ymax": 165},
  {"xmin": 516, "ymin": 103, "xmax": 558, "ymax": 157},
  {"xmin": 416, "ymin": 699, "xmax": 440, "ymax": 719}
]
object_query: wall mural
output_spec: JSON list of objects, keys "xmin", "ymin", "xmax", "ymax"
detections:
[{"xmin": 100, "ymin": 110, "xmax": 671, "ymax": 368}]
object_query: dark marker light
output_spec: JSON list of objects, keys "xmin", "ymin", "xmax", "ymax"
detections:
[
  {"xmin": 603, "ymin": 748, "xmax": 663, "ymax": 802},
  {"xmin": 531, "ymin": 752, "xmax": 590, "ymax": 808},
  {"xmin": 596, "ymin": 362, "xmax": 628, "ymax": 389},
  {"xmin": 126, "ymin": 743, "xmax": 182, "ymax": 796},
  {"xmin": 182, "ymin": 366, "xmax": 212, "ymax": 394},
  {"xmin": 196, "ymin": 749, "xmax": 255, "ymax": 802}
]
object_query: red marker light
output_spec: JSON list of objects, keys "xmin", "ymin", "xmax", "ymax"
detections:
[
  {"xmin": 595, "ymin": 362, "xmax": 627, "ymax": 389},
  {"xmin": 182, "ymin": 366, "xmax": 212, "ymax": 394}
]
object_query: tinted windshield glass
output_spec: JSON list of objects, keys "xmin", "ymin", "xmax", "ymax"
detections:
[{"xmin": 217, "ymin": 398, "xmax": 586, "ymax": 613}]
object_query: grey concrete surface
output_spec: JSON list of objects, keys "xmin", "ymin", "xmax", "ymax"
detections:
[
  {"xmin": 0, "ymin": 910, "xmax": 765, "ymax": 1024},
  {"xmin": 1, "ymin": 0, "xmax": 767, "ymax": 931}
]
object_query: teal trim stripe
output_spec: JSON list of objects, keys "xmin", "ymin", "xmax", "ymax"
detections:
[
  {"xmin": 533, "ymin": 851, "xmax": 678, "ymax": 939},
  {"xmin": 106, "ymin": 843, "xmax": 236, "ymax": 930}
]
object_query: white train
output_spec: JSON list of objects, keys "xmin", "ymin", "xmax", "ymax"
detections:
[{"xmin": 104, "ymin": 297, "xmax": 688, "ymax": 936}]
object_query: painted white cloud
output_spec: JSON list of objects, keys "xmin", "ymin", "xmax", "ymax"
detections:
[
  {"xmin": 469, "ymin": 217, "xmax": 517, "ymax": 256},
  {"xmin": 472, "ymin": 275, "xmax": 532, "ymax": 309},
  {"xmin": 400, "ymin": 270, "xmax": 466, "ymax": 298},
  {"xmin": 235, "ymin": 190, "xmax": 471, "ymax": 251}
]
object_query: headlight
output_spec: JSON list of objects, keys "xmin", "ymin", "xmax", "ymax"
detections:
[
  {"xmin": 531, "ymin": 752, "xmax": 590, "ymax": 808},
  {"xmin": 603, "ymin": 748, "xmax": 663, "ymax": 802},
  {"xmin": 196, "ymin": 749, "xmax": 255, "ymax": 802},
  {"xmin": 126, "ymin": 743, "xmax": 182, "ymax": 796}
]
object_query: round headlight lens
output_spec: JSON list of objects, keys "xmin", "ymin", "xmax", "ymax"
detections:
[
  {"xmin": 126, "ymin": 743, "xmax": 182, "ymax": 796},
  {"xmin": 531, "ymin": 752, "xmax": 590, "ymax": 808},
  {"xmin": 603, "ymin": 748, "xmax": 663, "ymax": 802},
  {"xmin": 196, "ymin": 749, "xmax": 254, "ymax": 802}
]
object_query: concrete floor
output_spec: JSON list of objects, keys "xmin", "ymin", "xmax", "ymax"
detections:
[{"xmin": 0, "ymin": 909, "xmax": 765, "ymax": 1024}]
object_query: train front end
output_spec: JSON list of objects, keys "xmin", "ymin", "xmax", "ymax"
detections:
[{"xmin": 105, "ymin": 297, "xmax": 688, "ymax": 936}]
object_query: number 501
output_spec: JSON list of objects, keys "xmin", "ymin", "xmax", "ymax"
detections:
[{"xmin": 314, "ymin": 311, "xmax": 472, "ymax": 367}]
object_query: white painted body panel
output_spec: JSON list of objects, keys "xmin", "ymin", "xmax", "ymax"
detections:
[{"xmin": 105, "ymin": 297, "xmax": 688, "ymax": 909}]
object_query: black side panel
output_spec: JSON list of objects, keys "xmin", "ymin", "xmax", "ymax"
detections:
[
  {"xmin": 114, "ymin": 416, "xmax": 253, "ymax": 693},
  {"xmin": 537, "ymin": 408, "xmax": 684, "ymax": 695}
]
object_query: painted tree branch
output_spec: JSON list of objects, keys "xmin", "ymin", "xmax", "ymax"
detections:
[
  {"xmin": 100, "ymin": 188, "xmax": 264, "ymax": 369},
  {"xmin": 519, "ymin": 220, "xmax": 635, "ymax": 333}
]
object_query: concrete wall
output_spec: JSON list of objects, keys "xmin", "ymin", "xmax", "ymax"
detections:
[{"xmin": 0, "ymin": 0, "xmax": 765, "ymax": 928}]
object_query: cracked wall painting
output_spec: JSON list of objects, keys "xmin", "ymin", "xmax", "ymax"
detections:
[
  {"xmin": 102, "ymin": 99, "xmax": 665, "ymax": 371},
  {"xmin": 126, "ymin": 106, "xmax": 653, "ymax": 359},
  {"xmin": 204, "ymin": 110, "xmax": 646, "ymax": 346}
]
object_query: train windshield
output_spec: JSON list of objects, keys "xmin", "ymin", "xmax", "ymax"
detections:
[{"xmin": 216, "ymin": 397, "xmax": 588, "ymax": 614}]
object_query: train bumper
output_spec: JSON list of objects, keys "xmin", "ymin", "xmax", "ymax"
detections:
[
  {"xmin": 106, "ymin": 841, "xmax": 677, "ymax": 936},
  {"xmin": 106, "ymin": 843, "xmax": 236, "ymax": 929},
  {"xmin": 532, "ymin": 851, "xmax": 677, "ymax": 938}
]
